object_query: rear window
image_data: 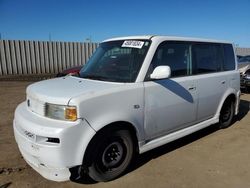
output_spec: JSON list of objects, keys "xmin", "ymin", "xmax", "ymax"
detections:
[{"xmin": 223, "ymin": 44, "xmax": 235, "ymax": 70}]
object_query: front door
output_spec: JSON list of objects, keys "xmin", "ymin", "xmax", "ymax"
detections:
[
  {"xmin": 143, "ymin": 41, "xmax": 198, "ymax": 139},
  {"xmin": 144, "ymin": 78, "xmax": 198, "ymax": 139}
]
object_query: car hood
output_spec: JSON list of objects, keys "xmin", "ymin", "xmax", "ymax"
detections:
[{"xmin": 27, "ymin": 76, "xmax": 124, "ymax": 105}]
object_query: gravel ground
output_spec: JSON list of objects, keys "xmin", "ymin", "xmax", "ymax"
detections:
[{"xmin": 0, "ymin": 81, "xmax": 250, "ymax": 188}]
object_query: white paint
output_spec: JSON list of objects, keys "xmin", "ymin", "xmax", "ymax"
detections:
[{"xmin": 13, "ymin": 35, "xmax": 240, "ymax": 182}]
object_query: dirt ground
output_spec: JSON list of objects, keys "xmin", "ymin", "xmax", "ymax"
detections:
[{"xmin": 0, "ymin": 81, "xmax": 250, "ymax": 188}]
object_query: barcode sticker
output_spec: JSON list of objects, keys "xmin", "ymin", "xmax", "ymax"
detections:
[{"xmin": 122, "ymin": 41, "xmax": 144, "ymax": 49}]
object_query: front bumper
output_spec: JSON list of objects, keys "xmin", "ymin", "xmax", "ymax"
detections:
[{"xmin": 13, "ymin": 102, "xmax": 96, "ymax": 181}]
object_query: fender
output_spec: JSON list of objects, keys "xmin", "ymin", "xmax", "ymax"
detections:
[
  {"xmin": 215, "ymin": 87, "xmax": 239, "ymax": 119},
  {"xmin": 84, "ymin": 113, "xmax": 144, "ymax": 143},
  {"xmin": 77, "ymin": 117, "xmax": 142, "ymax": 168}
]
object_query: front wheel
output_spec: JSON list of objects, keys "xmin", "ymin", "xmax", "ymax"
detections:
[
  {"xmin": 87, "ymin": 129, "xmax": 134, "ymax": 182},
  {"xmin": 218, "ymin": 100, "xmax": 234, "ymax": 129}
]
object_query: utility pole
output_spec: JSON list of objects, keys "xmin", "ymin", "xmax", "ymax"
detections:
[
  {"xmin": 85, "ymin": 36, "xmax": 92, "ymax": 43},
  {"xmin": 49, "ymin": 33, "xmax": 51, "ymax": 42}
]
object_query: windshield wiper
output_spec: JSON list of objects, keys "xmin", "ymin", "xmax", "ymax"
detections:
[{"xmin": 81, "ymin": 74, "xmax": 108, "ymax": 81}]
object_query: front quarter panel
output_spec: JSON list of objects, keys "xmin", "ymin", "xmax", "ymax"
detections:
[{"xmin": 69, "ymin": 83, "xmax": 145, "ymax": 141}]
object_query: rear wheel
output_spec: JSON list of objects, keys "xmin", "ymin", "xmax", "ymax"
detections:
[
  {"xmin": 218, "ymin": 100, "xmax": 234, "ymax": 129},
  {"xmin": 86, "ymin": 129, "xmax": 134, "ymax": 182}
]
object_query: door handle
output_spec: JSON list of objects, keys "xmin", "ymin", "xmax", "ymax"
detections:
[
  {"xmin": 188, "ymin": 86, "xmax": 196, "ymax": 91},
  {"xmin": 221, "ymin": 80, "xmax": 226, "ymax": 84}
]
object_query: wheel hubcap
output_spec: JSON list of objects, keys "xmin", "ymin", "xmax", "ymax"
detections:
[
  {"xmin": 222, "ymin": 104, "xmax": 231, "ymax": 122},
  {"xmin": 102, "ymin": 141, "xmax": 124, "ymax": 168}
]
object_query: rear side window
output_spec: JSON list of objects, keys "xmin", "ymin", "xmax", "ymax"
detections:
[
  {"xmin": 223, "ymin": 44, "xmax": 235, "ymax": 70},
  {"xmin": 192, "ymin": 44, "xmax": 223, "ymax": 74}
]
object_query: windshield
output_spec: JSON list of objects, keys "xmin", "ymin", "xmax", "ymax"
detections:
[{"xmin": 79, "ymin": 40, "xmax": 151, "ymax": 82}]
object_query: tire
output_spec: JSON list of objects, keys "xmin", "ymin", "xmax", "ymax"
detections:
[
  {"xmin": 218, "ymin": 100, "xmax": 234, "ymax": 129},
  {"xmin": 246, "ymin": 86, "xmax": 250, "ymax": 93},
  {"xmin": 86, "ymin": 129, "xmax": 134, "ymax": 182}
]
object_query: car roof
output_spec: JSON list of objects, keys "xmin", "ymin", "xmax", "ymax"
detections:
[{"xmin": 103, "ymin": 35, "xmax": 232, "ymax": 44}]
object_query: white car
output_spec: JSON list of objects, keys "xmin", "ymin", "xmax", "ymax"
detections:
[
  {"xmin": 238, "ymin": 56, "xmax": 250, "ymax": 90},
  {"xmin": 13, "ymin": 35, "xmax": 240, "ymax": 182}
]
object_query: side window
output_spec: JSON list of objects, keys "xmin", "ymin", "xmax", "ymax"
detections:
[
  {"xmin": 193, "ymin": 44, "xmax": 223, "ymax": 74},
  {"xmin": 223, "ymin": 44, "xmax": 235, "ymax": 71},
  {"xmin": 148, "ymin": 42, "xmax": 192, "ymax": 78}
]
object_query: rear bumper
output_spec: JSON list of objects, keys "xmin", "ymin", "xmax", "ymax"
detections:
[
  {"xmin": 13, "ymin": 102, "xmax": 96, "ymax": 181},
  {"xmin": 235, "ymin": 90, "xmax": 241, "ymax": 115}
]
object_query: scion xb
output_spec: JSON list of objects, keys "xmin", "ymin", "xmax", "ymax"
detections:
[{"xmin": 13, "ymin": 36, "xmax": 240, "ymax": 182}]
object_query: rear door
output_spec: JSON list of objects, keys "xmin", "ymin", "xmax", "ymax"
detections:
[{"xmin": 192, "ymin": 43, "xmax": 227, "ymax": 121}]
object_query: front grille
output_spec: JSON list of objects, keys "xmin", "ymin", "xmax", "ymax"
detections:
[{"xmin": 27, "ymin": 96, "xmax": 45, "ymax": 116}]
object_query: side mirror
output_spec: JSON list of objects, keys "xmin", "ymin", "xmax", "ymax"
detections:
[{"xmin": 150, "ymin": 66, "xmax": 171, "ymax": 80}]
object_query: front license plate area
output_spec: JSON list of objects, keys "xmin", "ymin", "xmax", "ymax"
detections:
[{"xmin": 23, "ymin": 130, "xmax": 36, "ymax": 142}]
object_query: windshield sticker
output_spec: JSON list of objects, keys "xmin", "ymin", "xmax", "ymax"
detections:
[{"xmin": 122, "ymin": 41, "xmax": 144, "ymax": 49}]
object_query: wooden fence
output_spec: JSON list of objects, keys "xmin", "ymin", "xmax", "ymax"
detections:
[
  {"xmin": 235, "ymin": 47, "xmax": 250, "ymax": 56},
  {"xmin": 0, "ymin": 40, "xmax": 98, "ymax": 76}
]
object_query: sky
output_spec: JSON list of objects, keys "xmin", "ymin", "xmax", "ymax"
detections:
[{"xmin": 0, "ymin": 0, "xmax": 250, "ymax": 47}]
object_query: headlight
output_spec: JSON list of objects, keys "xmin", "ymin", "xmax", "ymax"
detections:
[{"xmin": 45, "ymin": 103, "xmax": 77, "ymax": 121}]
